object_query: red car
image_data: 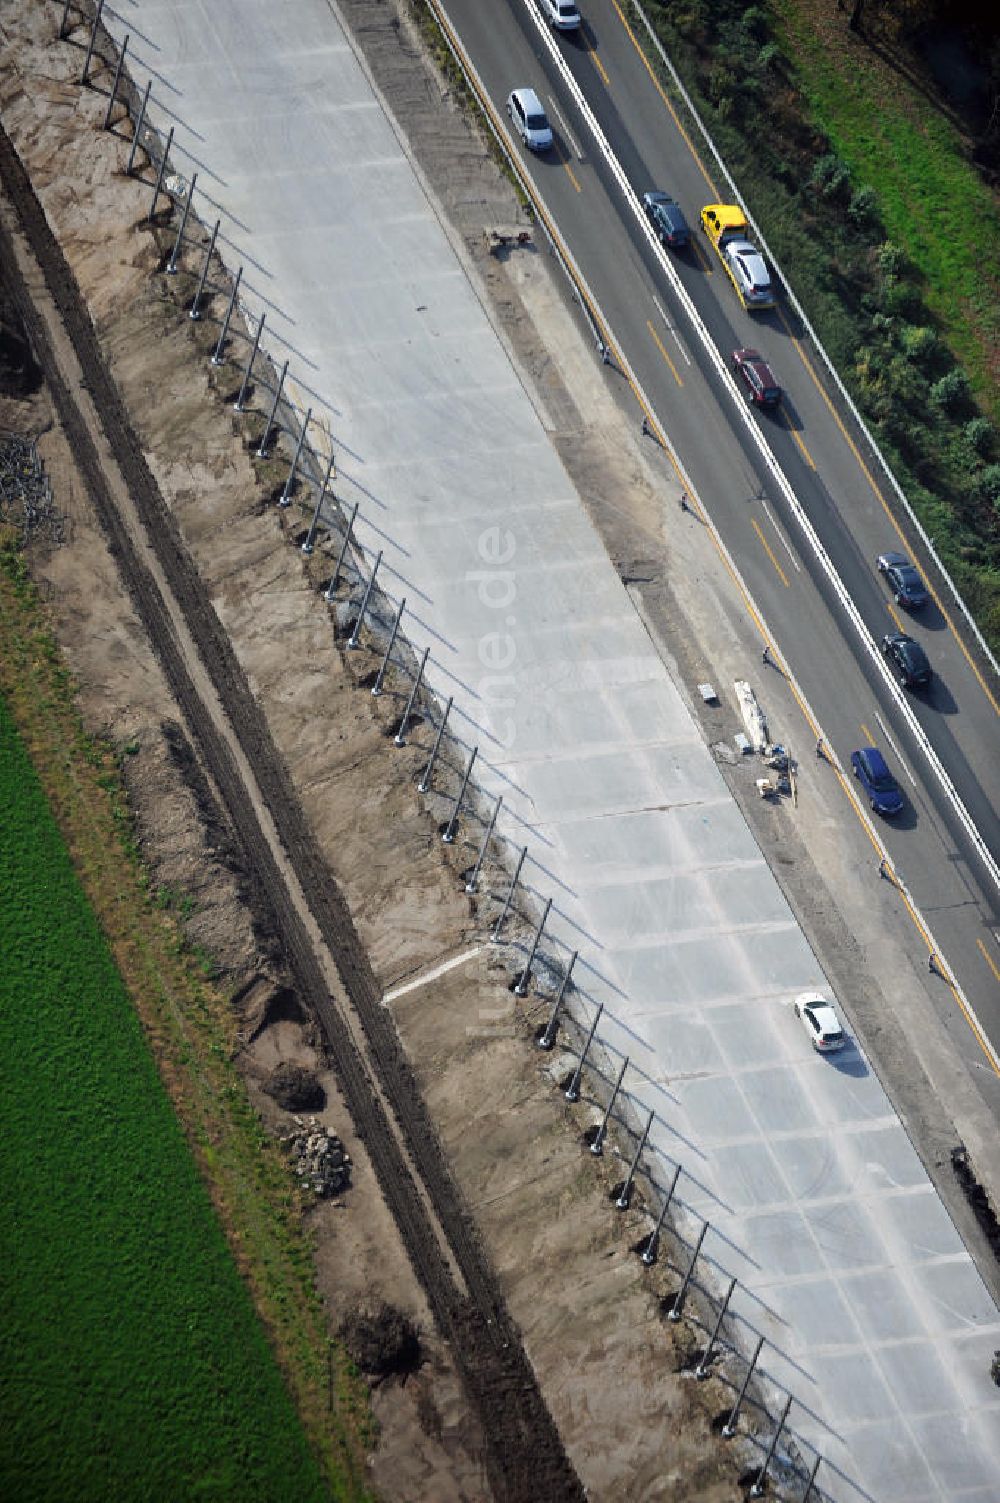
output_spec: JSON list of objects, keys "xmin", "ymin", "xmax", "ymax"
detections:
[{"xmin": 733, "ymin": 348, "xmax": 781, "ymax": 407}]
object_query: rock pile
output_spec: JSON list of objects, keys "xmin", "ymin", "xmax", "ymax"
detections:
[{"xmin": 282, "ymin": 1116, "xmax": 351, "ymax": 1197}]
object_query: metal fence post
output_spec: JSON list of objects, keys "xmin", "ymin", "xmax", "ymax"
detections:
[
  {"xmin": 58, "ymin": 0, "xmax": 74, "ymax": 41},
  {"xmin": 514, "ymin": 896, "xmax": 552, "ymax": 996},
  {"xmin": 465, "ymin": 794, "xmax": 501, "ymax": 893},
  {"xmin": 668, "ymin": 1221, "xmax": 708, "ymax": 1321},
  {"xmin": 233, "ymin": 312, "xmax": 264, "ymax": 412},
  {"xmin": 564, "ymin": 1002, "xmax": 603, "ymax": 1103},
  {"xmin": 372, "ymin": 598, "xmax": 406, "ymax": 697},
  {"xmin": 81, "ymin": 0, "xmax": 105, "ymax": 85},
  {"xmin": 442, "ymin": 747, "xmax": 478, "ymax": 844},
  {"xmin": 590, "ymin": 1055, "xmax": 628, "ymax": 1156},
  {"xmin": 279, "ymin": 407, "xmax": 312, "ymax": 507},
  {"xmin": 189, "ymin": 219, "xmax": 220, "ymax": 320},
  {"xmin": 302, "ymin": 453, "xmax": 335, "ymax": 554},
  {"xmin": 641, "ymin": 1162, "xmax": 681, "ymax": 1265},
  {"xmin": 324, "ymin": 501, "xmax": 358, "ymax": 599},
  {"xmin": 394, "ymin": 646, "xmax": 428, "ymax": 746},
  {"xmin": 256, "ymin": 361, "xmax": 288, "ymax": 457},
  {"xmin": 722, "ymin": 1335, "xmax": 764, "ymax": 1438},
  {"xmin": 126, "ymin": 80, "xmax": 151, "ymax": 175},
  {"xmin": 417, "ymin": 696, "xmax": 452, "ymax": 794},
  {"xmin": 103, "ymin": 34, "xmax": 128, "ymax": 130},
  {"xmin": 802, "ymin": 1455, "xmax": 822, "ymax": 1503},
  {"xmin": 211, "ymin": 266, "xmax": 242, "ymax": 364},
  {"xmin": 616, "ymin": 1108, "xmax": 654, "ymax": 1210},
  {"xmin": 166, "ymin": 171, "xmax": 198, "ymax": 274},
  {"xmin": 695, "ymin": 1277, "xmax": 736, "ymax": 1379},
  {"xmin": 346, "ymin": 549, "xmax": 381, "ymax": 649},
  {"xmin": 492, "ymin": 844, "xmax": 526, "ymax": 941},
  {"xmin": 538, "ymin": 950, "xmax": 577, "ymax": 1050},
  {"xmin": 750, "ymin": 1395, "xmax": 792, "ymax": 1498},
  {"xmin": 148, "ymin": 125, "xmax": 174, "ymax": 221}
]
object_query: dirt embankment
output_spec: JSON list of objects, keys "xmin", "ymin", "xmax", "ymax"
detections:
[{"xmin": 0, "ymin": 7, "xmax": 763, "ymax": 1501}]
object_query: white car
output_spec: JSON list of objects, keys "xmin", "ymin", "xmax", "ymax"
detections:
[
  {"xmin": 540, "ymin": 0, "xmax": 582, "ymax": 28},
  {"xmin": 506, "ymin": 88, "xmax": 553, "ymax": 153},
  {"xmin": 724, "ymin": 238, "xmax": 774, "ymax": 310},
  {"xmin": 793, "ymin": 992, "xmax": 845, "ymax": 1052}
]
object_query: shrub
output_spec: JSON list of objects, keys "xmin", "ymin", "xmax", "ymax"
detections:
[
  {"xmin": 964, "ymin": 417, "xmax": 994, "ymax": 457},
  {"xmin": 847, "ymin": 186, "xmax": 880, "ymax": 233},
  {"xmin": 931, "ymin": 368, "xmax": 972, "ymax": 416},
  {"xmin": 981, "ymin": 464, "xmax": 1000, "ymax": 503},
  {"xmin": 740, "ymin": 5, "xmax": 769, "ymax": 40},
  {"xmin": 811, "ymin": 153, "xmax": 852, "ymax": 202},
  {"xmin": 757, "ymin": 41, "xmax": 782, "ymax": 71},
  {"xmin": 901, "ymin": 325, "xmax": 938, "ymax": 364},
  {"xmin": 877, "ymin": 240, "xmax": 906, "ymax": 281}
]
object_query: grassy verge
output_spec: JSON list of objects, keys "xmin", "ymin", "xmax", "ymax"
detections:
[{"xmin": 0, "ymin": 529, "xmax": 374, "ymax": 1502}]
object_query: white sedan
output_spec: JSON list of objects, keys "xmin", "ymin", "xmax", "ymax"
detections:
[{"xmin": 794, "ymin": 992, "xmax": 845, "ymax": 1052}]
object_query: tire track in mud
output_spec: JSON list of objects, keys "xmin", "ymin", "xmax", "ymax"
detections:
[{"xmin": 0, "ymin": 124, "xmax": 583, "ymax": 1503}]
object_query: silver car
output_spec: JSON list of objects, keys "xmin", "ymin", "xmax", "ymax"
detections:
[
  {"xmin": 540, "ymin": 0, "xmax": 582, "ymax": 28},
  {"xmin": 507, "ymin": 88, "xmax": 553, "ymax": 153}
]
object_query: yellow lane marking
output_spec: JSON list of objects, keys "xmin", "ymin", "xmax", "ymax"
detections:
[
  {"xmin": 977, "ymin": 937, "xmax": 1000, "ymax": 986},
  {"xmin": 609, "ymin": 0, "xmax": 717, "ymax": 196},
  {"xmin": 647, "ymin": 318, "xmax": 683, "ymax": 387},
  {"xmin": 860, "ymin": 721, "xmax": 875, "ymax": 745},
  {"xmin": 886, "ymin": 601, "xmax": 905, "ymax": 633},
  {"xmin": 752, "ymin": 518, "xmax": 790, "ymax": 587},
  {"xmin": 775, "ymin": 307, "xmax": 1000, "ymax": 718},
  {"xmin": 562, "ymin": 158, "xmax": 582, "ymax": 193},
  {"xmin": 589, "ymin": 42, "xmax": 611, "ymax": 87},
  {"xmin": 779, "ymin": 407, "xmax": 816, "ymax": 469}
]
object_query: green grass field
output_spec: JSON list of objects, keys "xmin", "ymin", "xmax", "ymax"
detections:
[{"xmin": 0, "ymin": 689, "xmax": 330, "ymax": 1502}]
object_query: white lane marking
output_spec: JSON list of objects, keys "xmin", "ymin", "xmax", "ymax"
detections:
[
  {"xmin": 874, "ymin": 712, "xmax": 915, "ymax": 785},
  {"xmin": 383, "ymin": 946, "xmax": 484, "ymax": 1003},
  {"xmin": 547, "ymin": 97, "xmax": 583, "ymax": 160},
  {"xmin": 761, "ymin": 499, "xmax": 801, "ymax": 572},
  {"xmin": 652, "ymin": 295, "xmax": 692, "ymax": 364}
]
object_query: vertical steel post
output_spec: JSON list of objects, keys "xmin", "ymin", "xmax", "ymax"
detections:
[
  {"xmin": 695, "ymin": 1278, "xmax": 736, "ymax": 1379},
  {"xmin": 465, "ymin": 794, "xmax": 502, "ymax": 893},
  {"xmin": 81, "ymin": 0, "xmax": 105, "ymax": 85},
  {"xmin": 279, "ymin": 407, "xmax": 312, "ymax": 507},
  {"xmin": 189, "ymin": 219, "xmax": 220, "ymax": 321},
  {"xmin": 256, "ymin": 361, "xmax": 288, "ymax": 457},
  {"xmin": 394, "ymin": 646, "xmax": 428, "ymax": 747},
  {"xmin": 103, "ymin": 35, "xmax": 128, "ymax": 129},
  {"xmin": 538, "ymin": 951, "xmax": 578, "ymax": 1049},
  {"xmin": 59, "ymin": 0, "xmax": 74, "ymax": 41},
  {"xmin": 802, "ymin": 1455, "xmax": 822, "ymax": 1503},
  {"xmin": 564, "ymin": 1003, "xmax": 603, "ymax": 1103},
  {"xmin": 442, "ymin": 747, "xmax": 478, "ymax": 844},
  {"xmin": 417, "ymin": 696, "xmax": 452, "ymax": 794},
  {"xmin": 750, "ymin": 1395, "xmax": 793, "ymax": 1498},
  {"xmin": 126, "ymin": 80, "xmax": 151, "ymax": 175},
  {"xmin": 166, "ymin": 171, "xmax": 198, "ymax": 274},
  {"xmin": 346, "ymin": 549, "xmax": 381, "ymax": 649},
  {"xmin": 211, "ymin": 266, "xmax": 242, "ymax": 365},
  {"xmin": 492, "ymin": 844, "xmax": 527, "ymax": 941},
  {"xmin": 641, "ymin": 1162, "xmax": 681, "ymax": 1265},
  {"xmin": 514, "ymin": 897, "xmax": 552, "ymax": 996},
  {"xmin": 722, "ymin": 1335, "xmax": 764, "ymax": 1438},
  {"xmin": 233, "ymin": 311, "xmax": 264, "ymax": 412},
  {"xmin": 669, "ymin": 1221, "xmax": 709, "ymax": 1321},
  {"xmin": 372, "ymin": 598, "xmax": 406, "ymax": 697},
  {"xmin": 325, "ymin": 501, "xmax": 358, "ymax": 599},
  {"xmin": 590, "ymin": 1055, "xmax": 628, "ymax": 1156},
  {"xmin": 302, "ymin": 453, "xmax": 335, "ymax": 554},
  {"xmin": 616, "ymin": 1108, "xmax": 654, "ymax": 1210},
  {"xmin": 148, "ymin": 125, "xmax": 174, "ymax": 221}
]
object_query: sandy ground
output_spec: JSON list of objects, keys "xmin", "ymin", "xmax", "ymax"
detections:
[{"xmin": 3, "ymin": 1, "xmax": 997, "ymax": 1500}]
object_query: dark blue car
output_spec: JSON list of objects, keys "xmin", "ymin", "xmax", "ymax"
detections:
[{"xmin": 851, "ymin": 745, "xmax": 905, "ymax": 816}]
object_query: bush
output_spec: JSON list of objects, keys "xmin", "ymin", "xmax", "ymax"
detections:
[
  {"xmin": 848, "ymin": 186, "xmax": 880, "ymax": 233},
  {"xmin": 981, "ymin": 464, "xmax": 1000, "ymax": 503},
  {"xmin": 740, "ymin": 5, "xmax": 769, "ymax": 40},
  {"xmin": 757, "ymin": 41, "xmax": 782, "ymax": 71},
  {"xmin": 901, "ymin": 325, "xmax": 939, "ymax": 364},
  {"xmin": 877, "ymin": 240, "xmax": 906, "ymax": 281},
  {"xmin": 964, "ymin": 417, "xmax": 994, "ymax": 457},
  {"xmin": 931, "ymin": 368, "xmax": 972, "ymax": 416},
  {"xmin": 811, "ymin": 153, "xmax": 852, "ymax": 202}
]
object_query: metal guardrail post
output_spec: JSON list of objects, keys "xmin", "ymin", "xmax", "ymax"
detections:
[
  {"xmin": 233, "ymin": 311, "xmax": 264, "ymax": 412},
  {"xmin": 695, "ymin": 1277, "xmax": 735, "ymax": 1379},
  {"xmin": 442, "ymin": 747, "xmax": 477, "ymax": 844},
  {"xmin": 189, "ymin": 219, "xmax": 220, "ymax": 320},
  {"xmin": 417, "ymin": 696, "xmax": 452, "ymax": 794},
  {"xmin": 750, "ymin": 1394, "xmax": 792, "ymax": 1498},
  {"xmin": 166, "ymin": 171, "xmax": 198, "ymax": 274},
  {"xmin": 126, "ymin": 80, "xmax": 151, "ymax": 175},
  {"xmin": 492, "ymin": 844, "xmax": 526, "ymax": 941},
  {"xmin": 256, "ymin": 361, "xmax": 288, "ymax": 457},
  {"xmin": 641, "ymin": 1161, "xmax": 680, "ymax": 1265},
  {"xmin": 722, "ymin": 1335, "xmax": 764, "ymax": 1438},
  {"xmin": 465, "ymin": 794, "xmax": 501, "ymax": 893},
  {"xmin": 668, "ymin": 1221, "xmax": 708, "ymax": 1321},
  {"xmin": 346, "ymin": 549, "xmax": 381, "ymax": 649},
  {"xmin": 148, "ymin": 125, "xmax": 174, "ymax": 220},
  {"xmin": 538, "ymin": 949, "xmax": 577, "ymax": 1050},
  {"xmin": 103, "ymin": 34, "xmax": 128, "ymax": 129},
  {"xmin": 514, "ymin": 896, "xmax": 551, "ymax": 996},
  {"xmin": 81, "ymin": 0, "xmax": 105, "ymax": 85},
  {"xmin": 564, "ymin": 1002, "xmax": 603, "ymax": 1103},
  {"xmin": 372, "ymin": 598, "xmax": 406, "ymax": 697},
  {"xmin": 616, "ymin": 1108, "xmax": 654, "ymax": 1210},
  {"xmin": 394, "ymin": 646, "xmax": 428, "ymax": 746},
  {"xmin": 302, "ymin": 453, "xmax": 335, "ymax": 555},
  {"xmin": 58, "ymin": 0, "xmax": 74, "ymax": 41},
  {"xmin": 802, "ymin": 1455, "xmax": 822, "ymax": 1503},
  {"xmin": 278, "ymin": 407, "xmax": 312, "ymax": 507},
  {"xmin": 211, "ymin": 265, "xmax": 242, "ymax": 364},
  {"xmin": 590, "ymin": 1055, "xmax": 628, "ymax": 1156},
  {"xmin": 324, "ymin": 501, "xmax": 358, "ymax": 599}
]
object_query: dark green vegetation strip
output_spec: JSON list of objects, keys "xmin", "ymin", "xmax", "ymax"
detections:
[
  {"xmin": 635, "ymin": 0, "xmax": 1000, "ymax": 652},
  {"xmin": 0, "ymin": 685, "xmax": 332, "ymax": 1503}
]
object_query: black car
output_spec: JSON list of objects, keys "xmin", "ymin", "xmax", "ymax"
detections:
[
  {"xmin": 642, "ymin": 190, "xmax": 690, "ymax": 248},
  {"xmin": 883, "ymin": 632, "xmax": 932, "ymax": 689},
  {"xmin": 876, "ymin": 551, "xmax": 928, "ymax": 610}
]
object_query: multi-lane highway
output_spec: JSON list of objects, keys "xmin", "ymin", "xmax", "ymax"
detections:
[{"xmin": 434, "ymin": 0, "xmax": 1000, "ymax": 1079}]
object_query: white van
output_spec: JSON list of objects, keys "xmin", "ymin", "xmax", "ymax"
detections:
[{"xmin": 506, "ymin": 88, "xmax": 554, "ymax": 153}]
